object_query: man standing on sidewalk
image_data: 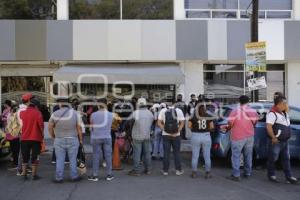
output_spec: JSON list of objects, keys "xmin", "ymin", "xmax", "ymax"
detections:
[
  {"xmin": 128, "ymin": 98, "xmax": 154, "ymax": 176},
  {"xmin": 227, "ymin": 95, "xmax": 258, "ymax": 181},
  {"xmin": 88, "ymin": 98, "xmax": 114, "ymax": 181},
  {"xmin": 266, "ymin": 96, "xmax": 298, "ymax": 184},
  {"xmin": 157, "ymin": 102, "xmax": 185, "ymax": 176}
]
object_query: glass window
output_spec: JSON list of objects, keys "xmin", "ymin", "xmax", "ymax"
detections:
[
  {"xmin": 70, "ymin": 84, "xmax": 175, "ymax": 103},
  {"xmin": 267, "ymin": 11, "xmax": 291, "ymax": 19},
  {"xmin": 239, "ymin": 0, "xmax": 292, "ymax": 10},
  {"xmin": 212, "ymin": 11, "xmax": 237, "ymax": 18},
  {"xmin": 186, "ymin": 11, "xmax": 211, "ymax": 18},
  {"xmin": 289, "ymin": 108, "xmax": 300, "ymax": 124},
  {"xmin": 185, "ymin": 0, "xmax": 238, "ymax": 9},
  {"xmin": 240, "ymin": 11, "xmax": 266, "ymax": 19},
  {"xmin": 0, "ymin": 0, "xmax": 56, "ymax": 19},
  {"xmin": 204, "ymin": 64, "xmax": 285, "ymax": 104}
]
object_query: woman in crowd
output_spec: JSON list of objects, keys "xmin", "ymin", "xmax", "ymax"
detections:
[
  {"xmin": 189, "ymin": 103, "xmax": 214, "ymax": 179},
  {"xmin": 6, "ymin": 105, "xmax": 21, "ymax": 169},
  {"xmin": 48, "ymin": 97, "xmax": 83, "ymax": 183},
  {"xmin": 1, "ymin": 100, "xmax": 12, "ymax": 130}
]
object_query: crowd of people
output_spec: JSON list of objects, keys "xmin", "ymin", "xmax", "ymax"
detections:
[{"xmin": 0, "ymin": 91, "xmax": 298, "ymax": 185}]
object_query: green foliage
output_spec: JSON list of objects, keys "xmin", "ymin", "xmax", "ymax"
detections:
[
  {"xmin": 0, "ymin": 0, "xmax": 55, "ymax": 19},
  {"xmin": 123, "ymin": 0, "xmax": 173, "ymax": 19},
  {"xmin": 0, "ymin": 0, "xmax": 31, "ymax": 19},
  {"xmin": 0, "ymin": 0, "xmax": 173, "ymax": 19},
  {"xmin": 70, "ymin": 0, "xmax": 173, "ymax": 19}
]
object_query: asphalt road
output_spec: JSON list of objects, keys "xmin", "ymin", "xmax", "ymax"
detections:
[{"xmin": 1, "ymin": 151, "xmax": 300, "ymax": 200}]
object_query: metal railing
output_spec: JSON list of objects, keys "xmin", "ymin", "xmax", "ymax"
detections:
[{"xmin": 185, "ymin": 8, "xmax": 293, "ymax": 20}]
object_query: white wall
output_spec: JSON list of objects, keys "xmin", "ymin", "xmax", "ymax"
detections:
[
  {"xmin": 293, "ymin": 0, "xmax": 300, "ymax": 20},
  {"xmin": 174, "ymin": 0, "xmax": 185, "ymax": 20},
  {"xmin": 57, "ymin": 0, "xmax": 69, "ymax": 20},
  {"xmin": 177, "ymin": 62, "xmax": 204, "ymax": 103},
  {"xmin": 259, "ymin": 20, "xmax": 285, "ymax": 61},
  {"xmin": 287, "ymin": 62, "xmax": 300, "ymax": 107}
]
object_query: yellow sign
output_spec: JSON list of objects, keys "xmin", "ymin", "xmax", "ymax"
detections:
[{"xmin": 245, "ymin": 41, "xmax": 267, "ymax": 72}]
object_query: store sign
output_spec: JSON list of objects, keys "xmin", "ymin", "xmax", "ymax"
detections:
[
  {"xmin": 247, "ymin": 76, "xmax": 267, "ymax": 91},
  {"xmin": 245, "ymin": 41, "xmax": 267, "ymax": 72}
]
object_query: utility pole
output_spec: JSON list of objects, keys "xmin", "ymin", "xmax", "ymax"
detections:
[{"xmin": 251, "ymin": 0, "xmax": 259, "ymax": 102}]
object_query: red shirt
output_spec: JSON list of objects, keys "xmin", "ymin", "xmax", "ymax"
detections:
[
  {"xmin": 20, "ymin": 106, "xmax": 44, "ymax": 142},
  {"xmin": 228, "ymin": 105, "xmax": 259, "ymax": 141}
]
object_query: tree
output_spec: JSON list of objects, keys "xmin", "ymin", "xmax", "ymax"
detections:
[
  {"xmin": 70, "ymin": 0, "xmax": 173, "ymax": 19},
  {"xmin": 0, "ymin": 0, "xmax": 56, "ymax": 19}
]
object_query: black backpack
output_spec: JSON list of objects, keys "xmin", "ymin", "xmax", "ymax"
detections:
[{"xmin": 164, "ymin": 109, "xmax": 179, "ymax": 134}]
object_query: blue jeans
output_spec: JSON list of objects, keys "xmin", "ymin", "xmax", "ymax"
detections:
[
  {"xmin": 153, "ymin": 127, "xmax": 164, "ymax": 158},
  {"xmin": 54, "ymin": 137, "xmax": 79, "ymax": 181},
  {"xmin": 267, "ymin": 140, "xmax": 292, "ymax": 178},
  {"xmin": 91, "ymin": 138, "xmax": 112, "ymax": 177},
  {"xmin": 231, "ymin": 136, "xmax": 254, "ymax": 177},
  {"xmin": 191, "ymin": 132, "xmax": 212, "ymax": 172},
  {"xmin": 163, "ymin": 136, "xmax": 182, "ymax": 172},
  {"xmin": 133, "ymin": 139, "xmax": 151, "ymax": 173}
]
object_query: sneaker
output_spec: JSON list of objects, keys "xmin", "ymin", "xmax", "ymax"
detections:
[
  {"xmin": 286, "ymin": 177, "xmax": 298, "ymax": 184},
  {"xmin": 27, "ymin": 168, "xmax": 32, "ymax": 174},
  {"xmin": 88, "ymin": 176, "xmax": 99, "ymax": 182},
  {"xmin": 102, "ymin": 162, "xmax": 107, "ymax": 168},
  {"xmin": 128, "ymin": 170, "xmax": 141, "ymax": 177},
  {"xmin": 191, "ymin": 171, "xmax": 197, "ymax": 178},
  {"xmin": 161, "ymin": 170, "xmax": 168, "ymax": 176},
  {"xmin": 16, "ymin": 170, "xmax": 22, "ymax": 176},
  {"xmin": 144, "ymin": 170, "xmax": 151, "ymax": 175},
  {"xmin": 32, "ymin": 175, "xmax": 41, "ymax": 181},
  {"xmin": 106, "ymin": 175, "xmax": 115, "ymax": 181},
  {"xmin": 226, "ymin": 175, "xmax": 241, "ymax": 182},
  {"xmin": 176, "ymin": 170, "xmax": 184, "ymax": 176},
  {"xmin": 205, "ymin": 172, "xmax": 212, "ymax": 179},
  {"xmin": 51, "ymin": 161, "xmax": 56, "ymax": 164},
  {"xmin": 268, "ymin": 176, "xmax": 279, "ymax": 183}
]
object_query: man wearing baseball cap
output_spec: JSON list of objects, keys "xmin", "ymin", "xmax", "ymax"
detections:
[{"xmin": 128, "ymin": 98, "xmax": 154, "ymax": 176}]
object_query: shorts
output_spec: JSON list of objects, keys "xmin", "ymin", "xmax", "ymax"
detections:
[{"xmin": 21, "ymin": 140, "xmax": 41, "ymax": 164}]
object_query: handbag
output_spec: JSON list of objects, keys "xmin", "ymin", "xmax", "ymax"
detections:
[{"xmin": 77, "ymin": 144, "xmax": 87, "ymax": 175}]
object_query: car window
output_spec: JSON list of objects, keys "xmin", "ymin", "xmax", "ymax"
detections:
[
  {"xmin": 219, "ymin": 107, "xmax": 232, "ymax": 118},
  {"xmin": 289, "ymin": 108, "xmax": 300, "ymax": 124}
]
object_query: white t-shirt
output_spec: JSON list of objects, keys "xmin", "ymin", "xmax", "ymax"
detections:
[
  {"xmin": 266, "ymin": 111, "xmax": 290, "ymax": 126},
  {"xmin": 158, "ymin": 107, "xmax": 185, "ymax": 136},
  {"xmin": 17, "ymin": 104, "xmax": 27, "ymax": 128}
]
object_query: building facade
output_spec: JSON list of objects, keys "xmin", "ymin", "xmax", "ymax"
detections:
[{"xmin": 0, "ymin": 0, "xmax": 300, "ymax": 107}]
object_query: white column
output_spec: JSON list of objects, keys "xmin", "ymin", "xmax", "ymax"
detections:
[
  {"xmin": 57, "ymin": 0, "xmax": 69, "ymax": 20},
  {"xmin": 178, "ymin": 61, "xmax": 204, "ymax": 103},
  {"xmin": 293, "ymin": 0, "xmax": 300, "ymax": 20},
  {"xmin": 174, "ymin": 0, "xmax": 185, "ymax": 20},
  {"xmin": 287, "ymin": 62, "xmax": 300, "ymax": 107}
]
